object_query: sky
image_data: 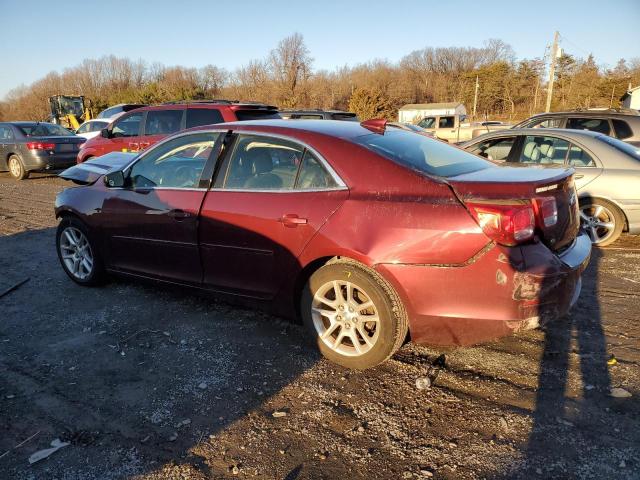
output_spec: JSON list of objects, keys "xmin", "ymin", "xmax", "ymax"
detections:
[{"xmin": 1, "ymin": 0, "xmax": 639, "ymax": 99}]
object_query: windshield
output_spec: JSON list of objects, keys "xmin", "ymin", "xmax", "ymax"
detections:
[
  {"xmin": 354, "ymin": 129, "xmax": 491, "ymax": 178},
  {"xmin": 18, "ymin": 123, "xmax": 74, "ymax": 137},
  {"xmin": 235, "ymin": 110, "xmax": 282, "ymax": 121},
  {"xmin": 599, "ymin": 135, "xmax": 640, "ymax": 160}
]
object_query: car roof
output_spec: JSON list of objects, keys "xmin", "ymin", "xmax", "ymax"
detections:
[
  {"xmin": 525, "ymin": 110, "xmax": 640, "ymax": 119},
  {"xmin": 202, "ymin": 119, "xmax": 373, "ymax": 139}
]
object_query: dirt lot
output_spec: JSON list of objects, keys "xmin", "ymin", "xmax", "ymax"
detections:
[{"xmin": 1, "ymin": 172, "xmax": 639, "ymax": 480}]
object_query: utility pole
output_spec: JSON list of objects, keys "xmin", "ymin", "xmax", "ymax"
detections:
[
  {"xmin": 545, "ymin": 31, "xmax": 560, "ymax": 113},
  {"xmin": 472, "ymin": 76, "xmax": 479, "ymax": 118}
]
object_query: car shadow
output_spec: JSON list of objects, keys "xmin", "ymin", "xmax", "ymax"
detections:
[{"xmin": 0, "ymin": 227, "xmax": 321, "ymax": 478}]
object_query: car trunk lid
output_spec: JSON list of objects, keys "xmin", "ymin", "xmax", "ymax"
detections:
[{"xmin": 447, "ymin": 165, "xmax": 580, "ymax": 251}]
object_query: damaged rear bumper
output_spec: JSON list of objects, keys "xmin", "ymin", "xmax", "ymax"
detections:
[{"xmin": 375, "ymin": 232, "xmax": 591, "ymax": 346}]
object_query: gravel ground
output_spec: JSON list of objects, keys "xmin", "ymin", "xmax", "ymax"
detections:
[{"xmin": 0, "ymin": 172, "xmax": 639, "ymax": 479}]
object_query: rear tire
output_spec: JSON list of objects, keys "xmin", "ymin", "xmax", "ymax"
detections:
[
  {"xmin": 8, "ymin": 155, "xmax": 29, "ymax": 180},
  {"xmin": 56, "ymin": 217, "xmax": 106, "ymax": 286},
  {"xmin": 579, "ymin": 198, "xmax": 624, "ymax": 247},
  {"xmin": 301, "ymin": 259, "xmax": 408, "ymax": 369}
]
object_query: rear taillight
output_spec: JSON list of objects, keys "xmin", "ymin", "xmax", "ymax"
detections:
[
  {"xmin": 466, "ymin": 201, "xmax": 535, "ymax": 246},
  {"xmin": 533, "ymin": 197, "xmax": 558, "ymax": 227},
  {"xmin": 26, "ymin": 142, "xmax": 55, "ymax": 150}
]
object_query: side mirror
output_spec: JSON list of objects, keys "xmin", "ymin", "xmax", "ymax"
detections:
[
  {"xmin": 104, "ymin": 170, "xmax": 125, "ymax": 188},
  {"xmin": 100, "ymin": 128, "xmax": 110, "ymax": 138}
]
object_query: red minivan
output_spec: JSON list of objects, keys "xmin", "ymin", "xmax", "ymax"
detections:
[{"xmin": 76, "ymin": 101, "xmax": 280, "ymax": 163}]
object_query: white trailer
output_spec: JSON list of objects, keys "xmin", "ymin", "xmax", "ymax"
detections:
[{"xmin": 398, "ymin": 102, "xmax": 467, "ymax": 124}]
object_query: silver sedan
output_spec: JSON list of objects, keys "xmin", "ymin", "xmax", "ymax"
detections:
[{"xmin": 461, "ymin": 128, "xmax": 640, "ymax": 246}]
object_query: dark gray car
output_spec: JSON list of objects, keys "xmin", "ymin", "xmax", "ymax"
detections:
[
  {"xmin": 461, "ymin": 128, "xmax": 640, "ymax": 246},
  {"xmin": 0, "ymin": 122, "xmax": 85, "ymax": 179},
  {"xmin": 512, "ymin": 109, "xmax": 640, "ymax": 147}
]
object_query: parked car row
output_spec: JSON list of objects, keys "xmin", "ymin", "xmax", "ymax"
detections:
[{"xmin": 56, "ymin": 118, "xmax": 591, "ymax": 369}]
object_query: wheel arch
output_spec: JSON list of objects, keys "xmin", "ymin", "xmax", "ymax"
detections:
[{"xmin": 578, "ymin": 193, "xmax": 629, "ymax": 231}]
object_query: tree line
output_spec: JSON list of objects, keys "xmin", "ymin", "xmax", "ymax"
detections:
[{"xmin": 1, "ymin": 33, "xmax": 638, "ymax": 123}]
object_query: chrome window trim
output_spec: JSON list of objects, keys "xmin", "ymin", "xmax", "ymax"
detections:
[{"xmin": 116, "ymin": 127, "xmax": 349, "ymax": 192}]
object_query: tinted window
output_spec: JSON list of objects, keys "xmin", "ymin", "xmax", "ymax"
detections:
[
  {"xmin": 354, "ymin": 130, "xmax": 490, "ymax": 178},
  {"xmin": 417, "ymin": 117, "xmax": 436, "ymax": 128},
  {"xmin": 612, "ymin": 119, "xmax": 633, "ymax": 140},
  {"xmin": 598, "ymin": 135, "xmax": 640, "ymax": 161},
  {"xmin": 439, "ymin": 116, "xmax": 455, "ymax": 128},
  {"xmin": 566, "ymin": 117, "xmax": 611, "ymax": 135},
  {"xmin": 186, "ymin": 108, "xmax": 224, "ymax": 128},
  {"xmin": 527, "ymin": 117, "xmax": 562, "ymax": 128},
  {"xmin": 234, "ymin": 110, "xmax": 281, "ymax": 121},
  {"xmin": 112, "ymin": 113, "xmax": 143, "ymax": 138},
  {"xmin": 98, "ymin": 106, "xmax": 122, "ymax": 119},
  {"xmin": 519, "ymin": 136, "xmax": 569, "ymax": 164},
  {"xmin": 0, "ymin": 125, "xmax": 14, "ymax": 140},
  {"xmin": 223, "ymin": 135, "xmax": 303, "ymax": 190},
  {"xmin": 92, "ymin": 121, "xmax": 108, "ymax": 131},
  {"xmin": 471, "ymin": 137, "xmax": 516, "ymax": 162},
  {"xmin": 18, "ymin": 123, "xmax": 74, "ymax": 137},
  {"xmin": 296, "ymin": 151, "xmax": 338, "ymax": 189},
  {"xmin": 129, "ymin": 132, "xmax": 218, "ymax": 189},
  {"xmin": 331, "ymin": 113, "xmax": 359, "ymax": 121},
  {"xmin": 144, "ymin": 110, "xmax": 183, "ymax": 136},
  {"xmin": 292, "ymin": 114, "xmax": 323, "ymax": 119},
  {"xmin": 568, "ymin": 145, "xmax": 595, "ymax": 167}
]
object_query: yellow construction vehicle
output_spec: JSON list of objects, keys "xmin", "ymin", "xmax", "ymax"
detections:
[{"xmin": 49, "ymin": 95, "xmax": 92, "ymax": 130}]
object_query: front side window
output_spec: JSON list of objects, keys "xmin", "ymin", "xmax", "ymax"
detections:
[
  {"xmin": 112, "ymin": 113, "xmax": 143, "ymax": 138},
  {"xmin": 533, "ymin": 117, "xmax": 562, "ymax": 128},
  {"xmin": 519, "ymin": 135, "xmax": 569, "ymax": 164},
  {"xmin": 129, "ymin": 132, "xmax": 218, "ymax": 189},
  {"xmin": 417, "ymin": 117, "xmax": 436, "ymax": 129},
  {"xmin": 223, "ymin": 135, "xmax": 304, "ymax": 190},
  {"xmin": 144, "ymin": 110, "xmax": 183, "ymax": 136},
  {"xmin": 295, "ymin": 151, "xmax": 338, "ymax": 189},
  {"xmin": 566, "ymin": 117, "xmax": 611, "ymax": 135},
  {"xmin": 568, "ymin": 145, "xmax": 595, "ymax": 167},
  {"xmin": 354, "ymin": 129, "xmax": 490, "ymax": 178},
  {"xmin": 471, "ymin": 137, "xmax": 516, "ymax": 162},
  {"xmin": 186, "ymin": 108, "xmax": 224, "ymax": 128},
  {"xmin": 439, "ymin": 116, "xmax": 455, "ymax": 128}
]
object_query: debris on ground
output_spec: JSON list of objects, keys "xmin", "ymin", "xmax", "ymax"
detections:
[
  {"xmin": 27, "ymin": 439, "xmax": 70, "ymax": 464},
  {"xmin": 610, "ymin": 387, "xmax": 632, "ymax": 398}
]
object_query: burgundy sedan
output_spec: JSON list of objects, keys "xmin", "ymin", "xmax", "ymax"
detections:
[{"xmin": 55, "ymin": 119, "xmax": 591, "ymax": 369}]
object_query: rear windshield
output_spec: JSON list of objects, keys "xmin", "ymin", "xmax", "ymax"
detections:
[
  {"xmin": 18, "ymin": 123, "xmax": 74, "ymax": 137},
  {"xmin": 235, "ymin": 110, "xmax": 282, "ymax": 121},
  {"xmin": 598, "ymin": 135, "xmax": 640, "ymax": 160},
  {"xmin": 353, "ymin": 129, "xmax": 491, "ymax": 177}
]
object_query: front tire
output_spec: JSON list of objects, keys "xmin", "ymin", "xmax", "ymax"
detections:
[
  {"xmin": 301, "ymin": 259, "xmax": 408, "ymax": 369},
  {"xmin": 8, "ymin": 155, "xmax": 29, "ymax": 180},
  {"xmin": 579, "ymin": 199, "xmax": 624, "ymax": 247},
  {"xmin": 56, "ymin": 217, "xmax": 106, "ymax": 286}
]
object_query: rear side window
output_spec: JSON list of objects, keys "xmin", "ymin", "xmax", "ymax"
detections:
[
  {"xmin": 223, "ymin": 135, "xmax": 303, "ymax": 190},
  {"xmin": 186, "ymin": 108, "xmax": 224, "ymax": 128},
  {"xmin": 519, "ymin": 136, "xmax": 569, "ymax": 164},
  {"xmin": 567, "ymin": 145, "xmax": 595, "ymax": 167},
  {"xmin": 0, "ymin": 125, "xmax": 14, "ymax": 140},
  {"xmin": 354, "ymin": 130, "xmax": 490, "ymax": 178},
  {"xmin": 234, "ymin": 110, "xmax": 281, "ymax": 121},
  {"xmin": 612, "ymin": 119, "xmax": 633, "ymax": 140},
  {"xmin": 144, "ymin": 110, "xmax": 183, "ymax": 136},
  {"xmin": 566, "ymin": 117, "xmax": 611, "ymax": 135},
  {"xmin": 295, "ymin": 151, "xmax": 338, "ymax": 189},
  {"xmin": 331, "ymin": 113, "xmax": 359, "ymax": 121}
]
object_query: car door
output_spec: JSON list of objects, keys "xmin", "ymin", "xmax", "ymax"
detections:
[
  {"xmin": 565, "ymin": 143, "xmax": 603, "ymax": 190},
  {"xmin": 436, "ymin": 115, "xmax": 458, "ymax": 142},
  {"xmin": 0, "ymin": 125, "xmax": 15, "ymax": 169},
  {"xmin": 100, "ymin": 131, "xmax": 221, "ymax": 283},
  {"xmin": 199, "ymin": 133, "xmax": 349, "ymax": 299},
  {"xmin": 104, "ymin": 111, "xmax": 145, "ymax": 155},
  {"xmin": 140, "ymin": 108, "xmax": 184, "ymax": 151}
]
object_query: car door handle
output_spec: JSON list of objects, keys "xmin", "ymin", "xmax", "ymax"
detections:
[
  {"xmin": 280, "ymin": 214, "xmax": 307, "ymax": 227},
  {"xmin": 574, "ymin": 174, "xmax": 584, "ymax": 179},
  {"xmin": 167, "ymin": 209, "xmax": 191, "ymax": 220}
]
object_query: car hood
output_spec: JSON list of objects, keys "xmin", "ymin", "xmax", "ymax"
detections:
[{"xmin": 58, "ymin": 152, "xmax": 137, "ymax": 185}]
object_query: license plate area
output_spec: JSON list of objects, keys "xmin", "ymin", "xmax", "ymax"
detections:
[{"xmin": 57, "ymin": 144, "xmax": 75, "ymax": 152}]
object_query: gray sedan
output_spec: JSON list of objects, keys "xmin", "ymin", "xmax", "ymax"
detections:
[{"xmin": 461, "ymin": 128, "xmax": 640, "ymax": 246}]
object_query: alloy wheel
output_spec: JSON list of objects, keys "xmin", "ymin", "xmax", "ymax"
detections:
[
  {"xmin": 311, "ymin": 280, "xmax": 380, "ymax": 357},
  {"xmin": 59, "ymin": 227, "xmax": 94, "ymax": 280},
  {"xmin": 579, "ymin": 203, "xmax": 616, "ymax": 244},
  {"xmin": 9, "ymin": 157, "xmax": 21, "ymax": 178}
]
